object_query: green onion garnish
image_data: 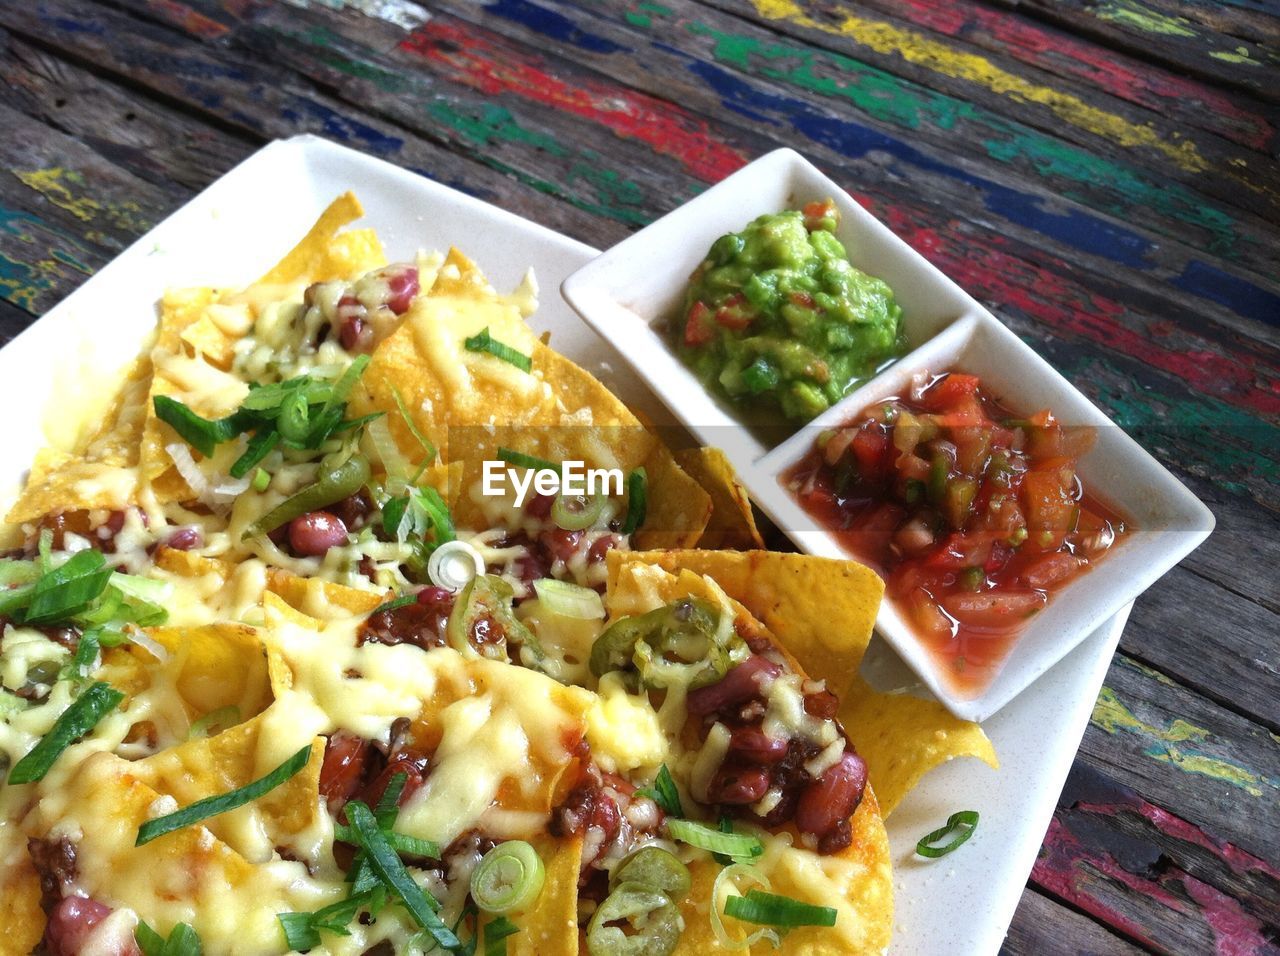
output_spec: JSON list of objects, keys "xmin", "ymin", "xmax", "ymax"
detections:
[
  {"xmin": 333, "ymin": 824, "xmax": 439, "ymax": 860},
  {"xmin": 135, "ymin": 919, "xmax": 203, "ymax": 956},
  {"xmin": 484, "ymin": 916, "xmax": 520, "ymax": 956},
  {"xmin": 63, "ymin": 629, "xmax": 101, "ymax": 682},
  {"xmin": 187, "ymin": 705, "xmax": 241, "ymax": 740},
  {"xmin": 136, "ymin": 744, "xmax": 312, "ymax": 845},
  {"xmin": 470, "ymin": 840, "xmax": 545, "ymax": 915},
  {"xmin": 915, "ymin": 810, "xmax": 979, "ymax": 858},
  {"xmin": 251, "ymin": 466, "xmax": 272, "ymax": 492},
  {"xmin": 389, "ymin": 383, "xmax": 437, "ymax": 464},
  {"xmin": 636, "ymin": 764, "xmax": 683, "ymax": 817},
  {"xmin": 22, "ymin": 549, "xmax": 114, "ymax": 625},
  {"xmin": 232, "ymin": 430, "xmax": 280, "ymax": 480},
  {"xmin": 8, "ymin": 682, "xmax": 124, "ymax": 784},
  {"xmin": 620, "ymin": 467, "xmax": 648, "ymax": 535},
  {"xmin": 464, "ymin": 327, "xmax": 532, "ymax": 372},
  {"xmin": 496, "ymin": 448, "xmax": 558, "ymax": 473},
  {"xmin": 367, "ymin": 594, "xmax": 416, "ymax": 617},
  {"xmin": 723, "ymin": 889, "xmax": 837, "ymax": 928},
  {"xmin": 345, "ymin": 801, "xmax": 460, "ymax": 950},
  {"xmin": 153, "ymin": 396, "xmax": 241, "ymax": 457},
  {"xmin": 278, "ymin": 887, "xmax": 386, "ymax": 950},
  {"xmin": 666, "ymin": 818, "xmax": 762, "ymax": 863}
]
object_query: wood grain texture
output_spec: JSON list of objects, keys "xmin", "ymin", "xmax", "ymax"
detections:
[{"xmin": 0, "ymin": 0, "xmax": 1276, "ymax": 950}]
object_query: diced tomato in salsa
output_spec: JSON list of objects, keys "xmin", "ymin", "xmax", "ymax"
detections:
[
  {"xmin": 684, "ymin": 300, "xmax": 714, "ymax": 346},
  {"xmin": 784, "ymin": 371, "xmax": 1128, "ymax": 695}
]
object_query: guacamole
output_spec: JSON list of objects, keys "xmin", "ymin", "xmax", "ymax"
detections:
[{"xmin": 674, "ymin": 200, "xmax": 906, "ymax": 423}]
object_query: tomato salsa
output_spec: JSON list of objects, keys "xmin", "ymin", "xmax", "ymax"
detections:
[{"xmin": 783, "ymin": 371, "xmax": 1129, "ymax": 694}]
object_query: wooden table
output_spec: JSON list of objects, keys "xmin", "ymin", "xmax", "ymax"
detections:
[{"xmin": 0, "ymin": 0, "xmax": 1275, "ymax": 951}]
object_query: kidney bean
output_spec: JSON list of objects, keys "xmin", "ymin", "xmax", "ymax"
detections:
[
  {"xmin": 525, "ymin": 492, "xmax": 555, "ymax": 520},
  {"xmin": 319, "ymin": 732, "xmax": 375, "ymax": 812},
  {"xmin": 726, "ymin": 727, "xmax": 789, "ymax": 764},
  {"xmin": 165, "ymin": 526, "xmax": 203, "ymax": 551},
  {"xmin": 385, "ymin": 265, "xmax": 420, "ymax": 315},
  {"xmin": 803, "ymin": 689, "xmax": 840, "ymax": 721},
  {"xmin": 358, "ymin": 750, "xmax": 431, "ymax": 818},
  {"xmin": 817, "ymin": 817, "xmax": 853, "ymax": 855},
  {"xmin": 538, "ymin": 527, "xmax": 583, "ymax": 565},
  {"xmin": 288, "ymin": 511, "xmax": 349, "ymax": 556},
  {"xmin": 794, "ymin": 751, "xmax": 868, "ymax": 840},
  {"xmin": 686, "ymin": 655, "xmax": 782, "ymax": 718},
  {"xmin": 329, "ymin": 489, "xmax": 374, "ymax": 532},
  {"xmin": 44, "ymin": 896, "xmax": 140, "ymax": 956},
  {"xmin": 28, "ymin": 836, "xmax": 78, "ymax": 909},
  {"xmin": 587, "ymin": 534, "xmax": 619, "ymax": 565},
  {"xmin": 707, "ymin": 765, "xmax": 771, "ymax": 805}
]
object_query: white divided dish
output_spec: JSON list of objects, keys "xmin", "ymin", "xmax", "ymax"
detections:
[
  {"xmin": 0, "ymin": 136, "xmax": 1149, "ymax": 954},
  {"xmin": 562, "ymin": 147, "xmax": 1213, "ymax": 722}
]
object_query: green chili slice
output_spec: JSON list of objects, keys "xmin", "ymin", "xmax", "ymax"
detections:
[
  {"xmin": 136, "ymin": 744, "xmax": 312, "ymax": 845},
  {"xmin": 609, "ymin": 846, "xmax": 690, "ymax": 897},
  {"xmin": 915, "ymin": 809, "xmax": 979, "ymax": 858},
  {"xmin": 8, "ymin": 682, "xmax": 124, "ymax": 784},
  {"xmin": 621, "ymin": 468, "xmax": 647, "ymax": 535},
  {"xmin": 242, "ymin": 453, "xmax": 371, "ymax": 539},
  {"xmin": 586, "ymin": 881, "xmax": 681, "ymax": 956}
]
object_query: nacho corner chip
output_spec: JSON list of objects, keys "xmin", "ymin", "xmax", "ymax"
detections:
[{"xmin": 674, "ymin": 446, "xmax": 764, "ymax": 551}]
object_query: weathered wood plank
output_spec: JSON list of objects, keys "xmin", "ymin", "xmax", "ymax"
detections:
[
  {"xmin": 0, "ymin": 31, "xmax": 256, "ymax": 194},
  {"xmin": 1003, "ymin": 886, "xmax": 1150, "ymax": 955},
  {"xmin": 0, "ymin": 0, "xmax": 630, "ymax": 249},
  {"xmin": 839, "ymin": 0, "xmax": 1278, "ymax": 152},
  {"xmin": 1081, "ymin": 654, "xmax": 1279, "ymax": 862},
  {"xmin": 996, "ymin": 0, "xmax": 1280, "ymax": 97},
  {"xmin": 1032, "ymin": 760, "xmax": 1280, "ymax": 954}
]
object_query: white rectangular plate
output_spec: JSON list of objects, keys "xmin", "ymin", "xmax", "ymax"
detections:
[{"xmin": 0, "ymin": 136, "xmax": 1128, "ymax": 955}]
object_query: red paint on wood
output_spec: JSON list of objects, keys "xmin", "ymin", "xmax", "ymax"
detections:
[
  {"xmin": 885, "ymin": 0, "xmax": 1273, "ymax": 151},
  {"xmin": 857, "ymin": 194, "xmax": 1280, "ymax": 417},
  {"xmin": 400, "ymin": 20, "xmax": 748, "ymax": 183},
  {"xmin": 142, "ymin": 0, "xmax": 230, "ymax": 40}
]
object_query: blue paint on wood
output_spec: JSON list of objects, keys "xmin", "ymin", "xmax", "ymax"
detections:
[
  {"xmin": 486, "ymin": 0, "xmax": 630, "ymax": 55},
  {"xmin": 1173, "ymin": 261, "xmax": 1280, "ymax": 327}
]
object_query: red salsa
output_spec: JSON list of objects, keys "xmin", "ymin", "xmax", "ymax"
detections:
[{"xmin": 784, "ymin": 371, "xmax": 1128, "ymax": 694}]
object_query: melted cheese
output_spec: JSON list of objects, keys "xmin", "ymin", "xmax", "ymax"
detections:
[{"xmin": 586, "ymin": 672, "xmax": 669, "ymax": 773}]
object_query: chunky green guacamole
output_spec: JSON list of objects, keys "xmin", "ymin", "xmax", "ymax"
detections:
[{"xmin": 674, "ymin": 200, "xmax": 906, "ymax": 423}]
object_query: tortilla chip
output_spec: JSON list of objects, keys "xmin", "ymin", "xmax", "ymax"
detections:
[
  {"xmin": 265, "ymin": 568, "xmax": 387, "ymax": 619},
  {"xmin": 675, "ymin": 447, "xmax": 764, "ymax": 550},
  {"xmin": 254, "ymin": 192, "xmax": 375, "ymax": 288},
  {"xmin": 512, "ymin": 835, "xmax": 582, "ymax": 956},
  {"xmin": 0, "ymin": 856, "xmax": 43, "ymax": 956},
  {"xmin": 618, "ymin": 550, "xmax": 882, "ymax": 699},
  {"xmin": 838, "ymin": 677, "xmax": 998, "ymax": 817}
]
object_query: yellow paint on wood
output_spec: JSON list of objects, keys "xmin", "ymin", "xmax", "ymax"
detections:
[{"xmin": 750, "ymin": 0, "xmax": 1209, "ymax": 173}]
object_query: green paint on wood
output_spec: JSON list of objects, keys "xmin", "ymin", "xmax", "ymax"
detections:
[
  {"xmin": 684, "ymin": 23, "xmax": 1241, "ymax": 254},
  {"xmin": 625, "ymin": 12, "xmax": 650, "ymax": 27},
  {"xmin": 1210, "ymin": 48, "xmax": 1260, "ymax": 67},
  {"xmin": 0, "ymin": 207, "xmax": 94, "ymax": 312}
]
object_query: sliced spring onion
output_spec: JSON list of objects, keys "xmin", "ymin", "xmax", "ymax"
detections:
[
  {"xmin": 635, "ymin": 763, "xmax": 683, "ymax": 818},
  {"xmin": 334, "ymin": 824, "xmax": 440, "ymax": 860},
  {"xmin": 8, "ymin": 682, "xmax": 125, "ymax": 784},
  {"xmin": 550, "ymin": 491, "xmax": 603, "ymax": 531},
  {"xmin": 532, "ymin": 579, "xmax": 605, "ymax": 620},
  {"xmin": 277, "ymin": 390, "xmax": 312, "ymax": 443},
  {"xmin": 136, "ymin": 919, "xmax": 203, "ymax": 956},
  {"xmin": 496, "ymin": 447, "xmax": 558, "ymax": 473},
  {"xmin": 464, "ymin": 327, "xmax": 532, "ymax": 372},
  {"xmin": 374, "ymin": 771, "xmax": 408, "ymax": 829},
  {"xmin": 188, "ymin": 705, "xmax": 241, "ymax": 740},
  {"xmin": 63, "ymin": 629, "xmax": 101, "ymax": 681},
  {"xmin": 366, "ymin": 414, "xmax": 410, "ymax": 479},
  {"xmin": 471, "ymin": 840, "xmax": 546, "ymax": 915},
  {"xmin": 667, "ymin": 818, "xmax": 762, "ymax": 863},
  {"xmin": 915, "ymin": 810, "xmax": 979, "ymax": 858},
  {"xmin": 723, "ymin": 889, "xmax": 837, "ymax": 928},
  {"xmin": 0, "ymin": 560, "xmax": 39, "ymax": 586},
  {"xmin": 389, "ymin": 383, "xmax": 437, "ymax": 463},
  {"xmin": 621, "ymin": 467, "xmax": 647, "ymax": 535},
  {"xmin": 427, "ymin": 541, "xmax": 484, "ymax": 592},
  {"xmin": 368, "ymin": 594, "xmax": 416, "ymax": 617},
  {"xmin": 232, "ymin": 430, "xmax": 280, "ymax": 480},
  {"xmin": 153, "ymin": 396, "xmax": 241, "ymax": 457},
  {"xmin": 278, "ymin": 887, "xmax": 386, "ymax": 950},
  {"xmin": 136, "ymin": 744, "xmax": 312, "ymax": 845},
  {"xmin": 22, "ymin": 549, "xmax": 114, "ymax": 625},
  {"xmin": 710, "ymin": 864, "xmax": 780, "ymax": 950},
  {"xmin": 251, "ymin": 467, "xmax": 272, "ymax": 492},
  {"xmin": 345, "ymin": 801, "xmax": 460, "ymax": 950},
  {"xmin": 483, "ymin": 916, "xmax": 520, "ymax": 956}
]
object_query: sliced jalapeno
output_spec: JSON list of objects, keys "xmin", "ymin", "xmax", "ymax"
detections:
[
  {"xmin": 242, "ymin": 453, "xmax": 371, "ymax": 539},
  {"xmin": 609, "ymin": 846, "xmax": 691, "ymax": 898},
  {"xmin": 586, "ymin": 881, "xmax": 682, "ymax": 956},
  {"xmin": 447, "ymin": 574, "xmax": 541, "ymax": 662},
  {"xmin": 589, "ymin": 599, "xmax": 746, "ymax": 690}
]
